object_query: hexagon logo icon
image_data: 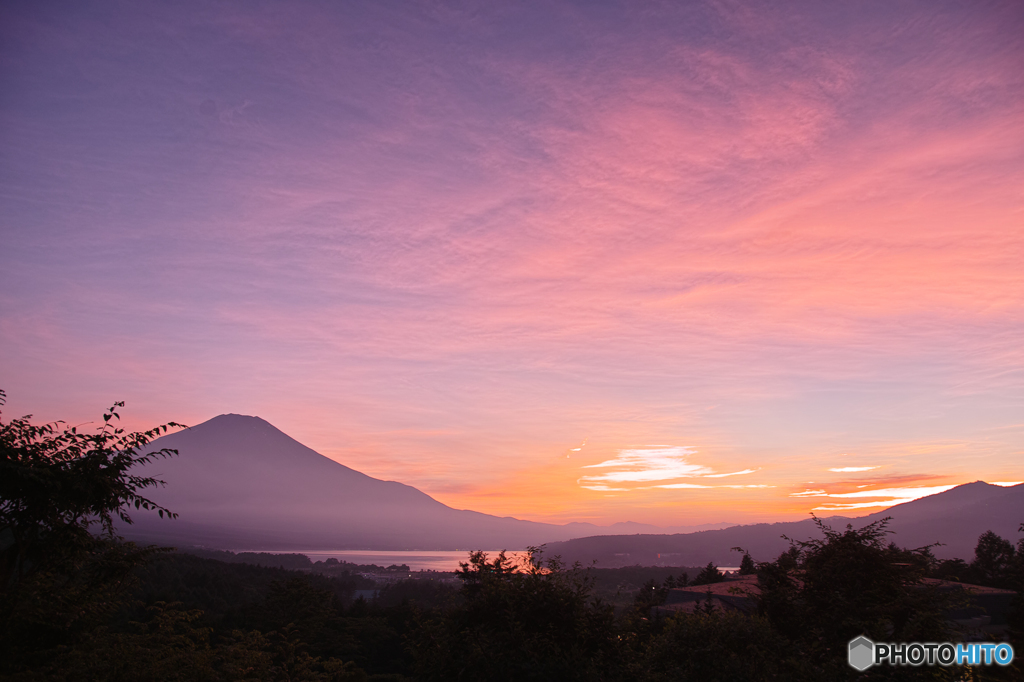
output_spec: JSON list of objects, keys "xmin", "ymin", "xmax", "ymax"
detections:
[{"xmin": 848, "ymin": 636, "xmax": 874, "ymax": 671}]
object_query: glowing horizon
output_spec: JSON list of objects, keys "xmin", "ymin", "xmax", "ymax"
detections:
[{"xmin": 1, "ymin": 1, "xmax": 1021, "ymax": 526}]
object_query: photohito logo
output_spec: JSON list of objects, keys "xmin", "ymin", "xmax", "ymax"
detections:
[{"xmin": 848, "ymin": 636, "xmax": 1014, "ymax": 670}]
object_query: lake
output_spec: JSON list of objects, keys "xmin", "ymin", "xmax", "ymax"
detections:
[
  {"xmin": 240, "ymin": 549, "xmax": 521, "ymax": 572},
  {"xmin": 235, "ymin": 549, "xmax": 736, "ymax": 573}
]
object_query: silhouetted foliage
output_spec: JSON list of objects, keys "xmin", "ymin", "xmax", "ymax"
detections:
[
  {"xmin": 631, "ymin": 578, "xmax": 671, "ymax": 614},
  {"xmin": 374, "ymin": 576, "xmax": 456, "ymax": 610},
  {"xmin": 134, "ymin": 551, "xmax": 365, "ymax": 624},
  {"xmin": 411, "ymin": 548, "xmax": 617, "ymax": 681},
  {"xmin": 691, "ymin": 561, "xmax": 725, "ymax": 586},
  {"xmin": 0, "ymin": 395, "xmax": 382, "ymax": 681},
  {"xmin": 971, "ymin": 530, "xmax": 1017, "ymax": 589},
  {"xmin": 0, "ymin": 391, "xmax": 181, "ymax": 582},
  {"xmin": 755, "ymin": 516, "xmax": 967, "ymax": 680},
  {"xmin": 633, "ymin": 608, "xmax": 789, "ymax": 682},
  {"xmin": 16, "ymin": 600, "xmax": 373, "ymax": 682},
  {"xmin": 932, "ymin": 557, "xmax": 972, "ymax": 582},
  {"xmin": 131, "ymin": 551, "xmax": 416, "ymax": 678},
  {"xmin": 0, "ymin": 392, "xmax": 185, "ymax": 670},
  {"xmin": 1009, "ymin": 523, "xmax": 1024, "ymax": 659}
]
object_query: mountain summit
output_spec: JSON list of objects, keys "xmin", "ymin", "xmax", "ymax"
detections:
[
  {"xmin": 120, "ymin": 414, "xmax": 707, "ymax": 550},
  {"xmin": 121, "ymin": 415, "xmax": 1019, "ymax": 559}
]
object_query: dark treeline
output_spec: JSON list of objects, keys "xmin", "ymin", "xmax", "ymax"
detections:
[
  {"xmin": 3, "ymin": 396, "xmax": 1023, "ymax": 680},
  {"xmin": 8, "ymin": 528, "xmax": 1024, "ymax": 681},
  {"xmin": 181, "ymin": 549, "xmax": 417, "ymax": 575}
]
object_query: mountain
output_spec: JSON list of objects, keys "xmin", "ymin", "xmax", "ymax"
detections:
[
  {"xmin": 860, "ymin": 481, "xmax": 1024, "ymax": 557},
  {"xmin": 117, "ymin": 414, "xmax": 730, "ymax": 550},
  {"xmin": 543, "ymin": 482, "xmax": 1024, "ymax": 567},
  {"xmin": 120, "ymin": 415, "xmax": 1019, "ymax": 561}
]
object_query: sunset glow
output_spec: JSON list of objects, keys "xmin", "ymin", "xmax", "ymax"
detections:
[{"xmin": 1, "ymin": 1, "xmax": 1021, "ymax": 526}]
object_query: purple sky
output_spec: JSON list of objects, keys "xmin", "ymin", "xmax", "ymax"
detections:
[{"xmin": 2, "ymin": 1, "xmax": 1022, "ymax": 524}]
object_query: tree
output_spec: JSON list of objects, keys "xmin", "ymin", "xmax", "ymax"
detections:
[
  {"xmin": 632, "ymin": 578, "xmax": 671, "ymax": 614},
  {"xmin": 412, "ymin": 548, "xmax": 617, "ymax": 681},
  {"xmin": 0, "ymin": 391, "xmax": 184, "ymax": 656},
  {"xmin": 971, "ymin": 530, "xmax": 1016, "ymax": 589},
  {"xmin": 634, "ymin": 608, "xmax": 789, "ymax": 682},
  {"xmin": 755, "ymin": 517, "xmax": 965, "ymax": 680},
  {"xmin": 931, "ymin": 557, "xmax": 971, "ymax": 582},
  {"xmin": 691, "ymin": 562, "xmax": 724, "ymax": 586}
]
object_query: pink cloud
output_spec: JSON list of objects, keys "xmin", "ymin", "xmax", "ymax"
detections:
[{"xmin": 2, "ymin": 1, "xmax": 1021, "ymax": 524}]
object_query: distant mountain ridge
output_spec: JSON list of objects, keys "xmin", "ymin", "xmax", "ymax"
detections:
[
  {"xmin": 544, "ymin": 481, "xmax": 1024, "ymax": 567},
  {"xmin": 119, "ymin": 415, "xmax": 1022, "ymax": 562},
  {"xmin": 118, "ymin": 414, "xmax": 731, "ymax": 550}
]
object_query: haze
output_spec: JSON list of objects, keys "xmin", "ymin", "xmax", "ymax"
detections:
[{"xmin": 1, "ymin": 1, "xmax": 1022, "ymax": 527}]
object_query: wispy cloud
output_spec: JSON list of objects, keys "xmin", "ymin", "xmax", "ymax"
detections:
[
  {"xmin": 578, "ymin": 446, "xmax": 763, "ymax": 493},
  {"xmin": 566, "ymin": 438, "xmax": 588, "ymax": 457},
  {"xmin": 800, "ymin": 485, "xmax": 959, "ymax": 511},
  {"xmin": 828, "ymin": 466, "xmax": 879, "ymax": 473},
  {"xmin": 580, "ymin": 446, "xmax": 713, "ymax": 484},
  {"xmin": 650, "ymin": 482, "xmax": 773, "ymax": 489},
  {"xmin": 813, "ymin": 500, "xmax": 903, "ymax": 511},
  {"xmin": 0, "ymin": 1, "xmax": 1021, "ymax": 526},
  {"xmin": 578, "ymin": 484, "xmax": 630, "ymax": 492},
  {"xmin": 706, "ymin": 469, "xmax": 759, "ymax": 478}
]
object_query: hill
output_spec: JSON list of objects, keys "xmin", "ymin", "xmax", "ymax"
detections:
[{"xmin": 542, "ymin": 482, "xmax": 1024, "ymax": 566}]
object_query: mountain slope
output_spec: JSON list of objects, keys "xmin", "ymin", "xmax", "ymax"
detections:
[
  {"xmin": 863, "ymin": 482, "xmax": 1024, "ymax": 558},
  {"xmin": 120, "ymin": 414, "xmax": 557, "ymax": 549},
  {"xmin": 543, "ymin": 483, "xmax": 1024, "ymax": 567},
  {"xmin": 118, "ymin": 414, "xmax": 725, "ymax": 550}
]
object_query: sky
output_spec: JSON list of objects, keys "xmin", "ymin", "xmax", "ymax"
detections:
[{"xmin": 1, "ymin": 0, "xmax": 1022, "ymax": 526}]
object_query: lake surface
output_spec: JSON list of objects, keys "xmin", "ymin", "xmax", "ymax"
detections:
[
  {"xmin": 245, "ymin": 549, "xmax": 521, "ymax": 572},
  {"xmin": 236, "ymin": 549, "xmax": 735, "ymax": 573}
]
